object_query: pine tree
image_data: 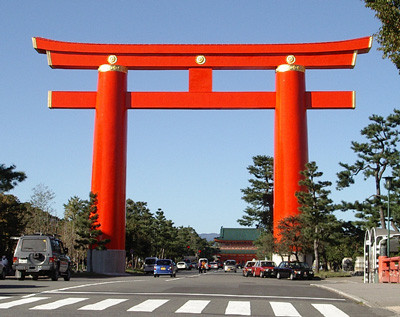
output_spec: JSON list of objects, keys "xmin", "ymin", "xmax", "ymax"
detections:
[
  {"xmin": 0, "ymin": 164, "xmax": 26, "ymax": 193},
  {"xmin": 364, "ymin": 1, "xmax": 400, "ymax": 73},
  {"xmin": 296, "ymin": 162, "xmax": 334, "ymax": 273},
  {"xmin": 238, "ymin": 155, "xmax": 274, "ymax": 231},
  {"xmin": 337, "ymin": 110, "xmax": 400, "ymax": 230},
  {"xmin": 74, "ymin": 192, "xmax": 110, "ymax": 272}
]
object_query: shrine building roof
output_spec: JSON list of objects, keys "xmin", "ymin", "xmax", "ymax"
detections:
[{"xmin": 215, "ymin": 227, "xmax": 261, "ymax": 241}]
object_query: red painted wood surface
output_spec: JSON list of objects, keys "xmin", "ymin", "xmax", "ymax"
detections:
[
  {"xmin": 35, "ymin": 36, "xmax": 371, "ymax": 253},
  {"xmin": 91, "ymin": 68, "xmax": 127, "ymax": 250},
  {"xmin": 33, "ymin": 36, "xmax": 372, "ymax": 70}
]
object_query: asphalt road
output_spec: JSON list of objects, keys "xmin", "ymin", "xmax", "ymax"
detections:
[{"xmin": 0, "ymin": 269, "xmax": 392, "ymax": 316}]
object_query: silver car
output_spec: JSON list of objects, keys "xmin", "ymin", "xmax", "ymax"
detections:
[
  {"xmin": 224, "ymin": 259, "xmax": 237, "ymax": 273},
  {"xmin": 12, "ymin": 234, "xmax": 71, "ymax": 281}
]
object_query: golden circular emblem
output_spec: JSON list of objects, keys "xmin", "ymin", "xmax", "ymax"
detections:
[
  {"xmin": 286, "ymin": 55, "xmax": 296, "ymax": 65},
  {"xmin": 196, "ymin": 55, "xmax": 206, "ymax": 65},
  {"xmin": 108, "ymin": 55, "xmax": 118, "ymax": 65}
]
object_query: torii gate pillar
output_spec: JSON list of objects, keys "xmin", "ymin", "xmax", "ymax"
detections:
[
  {"xmin": 33, "ymin": 36, "xmax": 371, "ymax": 273},
  {"xmin": 89, "ymin": 65, "xmax": 128, "ymax": 272},
  {"xmin": 274, "ymin": 64, "xmax": 308, "ymax": 232}
]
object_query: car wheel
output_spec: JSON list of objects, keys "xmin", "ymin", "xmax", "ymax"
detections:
[
  {"xmin": 276, "ymin": 272, "xmax": 281, "ymax": 279},
  {"xmin": 0, "ymin": 269, "xmax": 5, "ymax": 280},
  {"xmin": 63, "ymin": 268, "xmax": 71, "ymax": 281},
  {"xmin": 32, "ymin": 274, "xmax": 39, "ymax": 280},
  {"xmin": 290, "ymin": 273, "xmax": 295, "ymax": 280},
  {"xmin": 51, "ymin": 267, "xmax": 59, "ymax": 281}
]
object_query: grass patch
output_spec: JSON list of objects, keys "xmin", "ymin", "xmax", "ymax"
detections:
[{"xmin": 315, "ymin": 271, "xmax": 352, "ymax": 279}]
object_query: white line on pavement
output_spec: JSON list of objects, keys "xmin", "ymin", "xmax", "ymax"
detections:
[{"xmin": 175, "ymin": 300, "xmax": 210, "ymax": 314}]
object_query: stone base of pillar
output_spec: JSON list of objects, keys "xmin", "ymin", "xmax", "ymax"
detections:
[{"xmin": 89, "ymin": 249, "xmax": 126, "ymax": 274}]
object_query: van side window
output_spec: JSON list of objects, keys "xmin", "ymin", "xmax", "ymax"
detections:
[{"xmin": 51, "ymin": 239, "xmax": 61, "ymax": 254}]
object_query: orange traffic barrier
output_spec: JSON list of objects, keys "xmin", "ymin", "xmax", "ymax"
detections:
[{"xmin": 379, "ymin": 256, "xmax": 400, "ymax": 283}]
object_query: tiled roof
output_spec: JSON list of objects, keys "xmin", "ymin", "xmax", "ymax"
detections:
[{"xmin": 215, "ymin": 227, "xmax": 261, "ymax": 241}]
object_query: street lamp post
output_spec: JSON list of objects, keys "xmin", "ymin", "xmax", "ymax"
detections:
[{"xmin": 384, "ymin": 176, "xmax": 394, "ymax": 257}]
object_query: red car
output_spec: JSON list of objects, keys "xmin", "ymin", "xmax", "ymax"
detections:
[
  {"xmin": 252, "ymin": 260, "xmax": 277, "ymax": 278},
  {"xmin": 242, "ymin": 261, "xmax": 257, "ymax": 277}
]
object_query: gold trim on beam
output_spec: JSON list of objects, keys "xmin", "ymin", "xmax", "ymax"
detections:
[
  {"xmin": 32, "ymin": 37, "xmax": 37, "ymax": 50},
  {"xmin": 351, "ymin": 51, "xmax": 358, "ymax": 67},
  {"xmin": 48, "ymin": 91, "xmax": 52, "ymax": 109},
  {"xmin": 98, "ymin": 64, "xmax": 128, "ymax": 73},
  {"xmin": 46, "ymin": 51, "xmax": 53, "ymax": 68},
  {"xmin": 276, "ymin": 64, "xmax": 305, "ymax": 73},
  {"xmin": 352, "ymin": 91, "xmax": 356, "ymax": 109}
]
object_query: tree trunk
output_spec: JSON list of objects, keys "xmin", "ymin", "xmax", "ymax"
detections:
[{"xmin": 314, "ymin": 238, "xmax": 319, "ymax": 274}]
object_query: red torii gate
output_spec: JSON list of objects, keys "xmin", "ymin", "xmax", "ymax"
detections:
[{"xmin": 33, "ymin": 36, "xmax": 371, "ymax": 273}]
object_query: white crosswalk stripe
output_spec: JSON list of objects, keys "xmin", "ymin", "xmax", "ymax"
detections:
[
  {"xmin": 79, "ymin": 298, "xmax": 128, "ymax": 310},
  {"xmin": 225, "ymin": 300, "xmax": 251, "ymax": 315},
  {"xmin": 0, "ymin": 297, "xmax": 49, "ymax": 309},
  {"xmin": 0, "ymin": 296, "xmax": 354, "ymax": 316},
  {"xmin": 127, "ymin": 299, "xmax": 169, "ymax": 312},
  {"xmin": 175, "ymin": 299, "xmax": 210, "ymax": 314},
  {"xmin": 30, "ymin": 297, "xmax": 88, "ymax": 310},
  {"xmin": 312, "ymin": 303, "xmax": 350, "ymax": 317},
  {"xmin": 270, "ymin": 301, "xmax": 301, "ymax": 316}
]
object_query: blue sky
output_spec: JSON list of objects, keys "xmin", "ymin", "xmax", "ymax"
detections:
[{"xmin": 1, "ymin": 1, "xmax": 400, "ymax": 234}]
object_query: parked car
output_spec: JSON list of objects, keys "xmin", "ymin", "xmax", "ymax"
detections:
[
  {"xmin": 242, "ymin": 260, "xmax": 256, "ymax": 277},
  {"xmin": 153, "ymin": 259, "xmax": 177, "ymax": 277},
  {"xmin": 144, "ymin": 257, "xmax": 158, "ymax": 274},
  {"xmin": 183, "ymin": 259, "xmax": 192, "ymax": 270},
  {"xmin": 274, "ymin": 261, "xmax": 314, "ymax": 280},
  {"xmin": 177, "ymin": 261, "xmax": 189, "ymax": 270},
  {"xmin": 12, "ymin": 234, "xmax": 71, "ymax": 281},
  {"xmin": 252, "ymin": 260, "xmax": 276, "ymax": 278},
  {"xmin": 224, "ymin": 259, "xmax": 237, "ymax": 273},
  {"xmin": 191, "ymin": 261, "xmax": 198, "ymax": 269},
  {"xmin": 209, "ymin": 262, "xmax": 219, "ymax": 269}
]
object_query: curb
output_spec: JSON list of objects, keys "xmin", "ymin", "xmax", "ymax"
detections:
[{"xmin": 311, "ymin": 284, "xmax": 372, "ymax": 308}]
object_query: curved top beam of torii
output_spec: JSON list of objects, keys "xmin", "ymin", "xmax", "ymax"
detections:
[{"xmin": 33, "ymin": 36, "xmax": 372, "ymax": 70}]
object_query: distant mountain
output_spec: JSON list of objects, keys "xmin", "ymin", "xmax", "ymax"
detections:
[{"xmin": 199, "ymin": 233, "xmax": 219, "ymax": 242}]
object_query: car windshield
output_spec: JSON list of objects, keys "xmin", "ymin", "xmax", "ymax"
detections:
[
  {"xmin": 225, "ymin": 260, "xmax": 236, "ymax": 265},
  {"xmin": 156, "ymin": 260, "xmax": 171, "ymax": 266},
  {"xmin": 246, "ymin": 262, "xmax": 255, "ymax": 267},
  {"xmin": 299, "ymin": 262, "xmax": 310, "ymax": 269},
  {"xmin": 145, "ymin": 259, "xmax": 156, "ymax": 265},
  {"xmin": 288, "ymin": 262, "xmax": 302, "ymax": 269},
  {"xmin": 21, "ymin": 239, "xmax": 47, "ymax": 252},
  {"xmin": 261, "ymin": 261, "xmax": 275, "ymax": 267}
]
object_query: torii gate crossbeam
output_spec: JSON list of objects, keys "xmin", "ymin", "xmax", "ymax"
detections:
[{"xmin": 33, "ymin": 36, "xmax": 371, "ymax": 273}]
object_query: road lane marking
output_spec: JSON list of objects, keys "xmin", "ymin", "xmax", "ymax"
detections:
[
  {"xmin": 78, "ymin": 298, "xmax": 128, "ymax": 310},
  {"xmin": 175, "ymin": 300, "xmax": 210, "ymax": 314},
  {"xmin": 43, "ymin": 280, "xmax": 131, "ymax": 293},
  {"xmin": 42, "ymin": 290, "xmax": 345, "ymax": 302},
  {"xmin": 312, "ymin": 303, "xmax": 349, "ymax": 317},
  {"xmin": 225, "ymin": 301, "xmax": 251, "ymax": 315},
  {"xmin": 0, "ymin": 297, "xmax": 10, "ymax": 301},
  {"xmin": 30, "ymin": 297, "xmax": 88, "ymax": 310},
  {"xmin": 0, "ymin": 297, "xmax": 49, "ymax": 309},
  {"xmin": 127, "ymin": 299, "xmax": 169, "ymax": 312},
  {"xmin": 270, "ymin": 301, "xmax": 301, "ymax": 317}
]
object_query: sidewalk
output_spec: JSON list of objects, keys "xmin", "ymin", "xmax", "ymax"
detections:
[{"xmin": 313, "ymin": 276, "xmax": 400, "ymax": 316}]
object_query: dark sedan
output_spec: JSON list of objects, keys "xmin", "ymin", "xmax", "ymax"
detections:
[{"xmin": 274, "ymin": 261, "xmax": 314, "ymax": 280}]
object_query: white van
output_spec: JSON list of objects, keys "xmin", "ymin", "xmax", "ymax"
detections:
[{"xmin": 144, "ymin": 257, "xmax": 158, "ymax": 274}]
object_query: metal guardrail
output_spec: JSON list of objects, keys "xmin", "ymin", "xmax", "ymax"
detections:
[{"xmin": 378, "ymin": 256, "xmax": 400, "ymax": 283}]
